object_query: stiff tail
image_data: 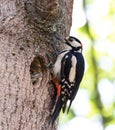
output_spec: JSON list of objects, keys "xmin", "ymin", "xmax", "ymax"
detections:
[
  {"xmin": 67, "ymin": 100, "xmax": 73, "ymax": 114},
  {"xmin": 50, "ymin": 95, "xmax": 70, "ymax": 125},
  {"xmin": 50, "ymin": 96, "xmax": 62, "ymax": 125}
]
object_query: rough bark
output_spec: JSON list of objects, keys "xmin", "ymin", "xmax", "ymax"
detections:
[{"xmin": 0, "ymin": 0, "xmax": 73, "ymax": 130}]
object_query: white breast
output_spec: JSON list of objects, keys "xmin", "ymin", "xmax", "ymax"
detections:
[{"xmin": 53, "ymin": 51, "xmax": 68, "ymax": 79}]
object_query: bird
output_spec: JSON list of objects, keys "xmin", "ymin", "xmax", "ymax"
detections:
[{"xmin": 50, "ymin": 36, "xmax": 85, "ymax": 124}]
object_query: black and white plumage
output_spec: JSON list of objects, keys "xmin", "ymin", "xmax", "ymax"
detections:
[{"xmin": 50, "ymin": 36, "xmax": 85, "ymax": 124}]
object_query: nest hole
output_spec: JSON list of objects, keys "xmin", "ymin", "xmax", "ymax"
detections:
[{"xmin": 30, "ymin": 56, "xmax": 45, "ymax": 85}]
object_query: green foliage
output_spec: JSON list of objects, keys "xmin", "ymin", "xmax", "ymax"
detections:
[
  {"xmin": 59, "ymin": 0, "xmax": 115, "ymax": 129},
  {"xmin": 59, "ymin": 109, "xmax": 75, "ymax": 125}
]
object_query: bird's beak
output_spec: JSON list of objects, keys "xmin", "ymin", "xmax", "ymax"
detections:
[
  {"xmin": 64, "ymin": 36, "xmax": 69, "ymax": 42},
  {"xmin": 65, "ymin": 36, "xmax": 69, "ymax": 40},
  {"xmin": 65, "ymin": 36, "xmax": 69, "ymax": 39},
  {"xmin": 54, "ymin": 33, "xmax": 65, "ymax": 42}
]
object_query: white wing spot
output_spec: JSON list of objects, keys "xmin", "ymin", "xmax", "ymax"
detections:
[
  {"xmin": 65, "ymin": 55, "xmax": 68, "ymax": 59},
  {"xmin": 69, "ymin": 56, "xmax": 77, "ymax": 82}
]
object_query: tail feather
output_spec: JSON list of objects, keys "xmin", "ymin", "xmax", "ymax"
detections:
[
  {"xmin": 50, "ymin": 90, "xmax": 75, "ymax": 124},
  {"xmin": 50, "ymin": 96, "xmax": 62, "ymax": 125},
  {"xmin": 67, "ymin": 100, "xmax": 73, "ymax": 114},
  {"xmin": 62, "ymin": 99, "xmax": 68, "ymax": 113}
]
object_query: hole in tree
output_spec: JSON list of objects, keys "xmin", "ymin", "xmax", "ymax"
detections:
[{"xmin": 30, "ymin": 56, "xmax": 45, "ymax": 85}]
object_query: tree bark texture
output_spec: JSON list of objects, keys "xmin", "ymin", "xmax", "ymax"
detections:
[{"xmin": 0, "ymin": 0, "xmax": 73, "ymax": 130}]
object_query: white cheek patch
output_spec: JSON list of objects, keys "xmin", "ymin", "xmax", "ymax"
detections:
[
  {"xmin": 69, "ymin": 56, "xmax": 77, "ymax": 82},
  {"xmin": 71, "ymin": 41, "xmax": 82, "ymax": 52}
]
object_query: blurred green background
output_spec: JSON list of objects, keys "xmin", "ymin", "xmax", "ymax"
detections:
[{"xmin": 58, "ymin": 0, "xmax": 115, "ymax": 130}]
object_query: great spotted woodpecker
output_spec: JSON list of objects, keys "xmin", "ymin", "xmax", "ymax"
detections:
[{"xmin": 50, "ymin": 36, "xmax": 85, "ymax": 124}]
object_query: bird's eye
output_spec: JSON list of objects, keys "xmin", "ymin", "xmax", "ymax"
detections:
[{"xmin": 69, "ymin": 38, "xmax": 73, "ymax": 42}]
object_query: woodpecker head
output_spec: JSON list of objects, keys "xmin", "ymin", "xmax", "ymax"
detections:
[{"xmin": 65, "ymin": 36, "xmax": 82, "ymax": 52}]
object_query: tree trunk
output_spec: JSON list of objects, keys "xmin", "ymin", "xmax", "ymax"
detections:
[{"xmin": 0, "ymin": 0, "xmax": 73, "ymax": 130}]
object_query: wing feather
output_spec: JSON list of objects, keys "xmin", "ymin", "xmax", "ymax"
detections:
[{"xmin": 50, "ymin": 51, "xmax": 85, "ymax": 124}]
